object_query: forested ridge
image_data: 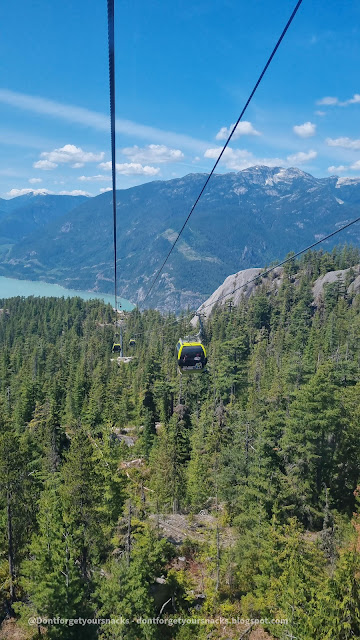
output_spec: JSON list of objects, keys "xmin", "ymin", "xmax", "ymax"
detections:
[{"xmin": 1, "ymin": 246, "xmax": 360, "ymax": 639}]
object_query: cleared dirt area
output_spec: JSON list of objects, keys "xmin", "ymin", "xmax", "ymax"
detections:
[
  {"xmin": 151, "ymin": 511, "xmax": 236, "ymax": 547},
  {"xmin": 0, "ymin": 619, "xmax": 34, "ymax": 640}
]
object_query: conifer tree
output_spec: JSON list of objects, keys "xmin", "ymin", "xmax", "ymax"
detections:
[
  {"xmin": 16, "ymin": 476, "xmax": 94, "ymax": 639},
  {"xmin": 0, "ymin": 428, "xmax": 32, "ymax": 612},
  {"xmin": 281, "ymin": 363, "xmax": 344, "ymax": 526},
  {"xmin": 60, "ymin": 425, "xmax": 105, "ymax": 586},
  {"xmin": 97, "ymin": 525, "xmax": 173, "ymax": 640},
  {"xmin": 306, "ymin": 548, "xmax": 360, "ymax": 639}
]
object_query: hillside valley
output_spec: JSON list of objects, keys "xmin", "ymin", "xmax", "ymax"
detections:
[{"xmin": 2, "ymin": 167, "xmax": 360, "ymax": 311}]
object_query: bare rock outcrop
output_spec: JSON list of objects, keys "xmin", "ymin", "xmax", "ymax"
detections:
[
  {"xmin": 312, "ymin": 265, "xmax": 360, "ymax": 303},
  {"xmin": 192, "ymin": 263, "xmax": 360, "ymax": 324},
  {"xmin": 193, "ymin": 266, "xmax": 283, "ymax": 321}
]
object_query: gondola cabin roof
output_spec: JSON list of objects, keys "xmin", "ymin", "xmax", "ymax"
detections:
[
  {"xmin": 176, "ymin": 339, "xmax": 207, "ymax": 372},
  {"xmin": 176, "ymin": 339, "xmax": 206, "ymax": 357}
]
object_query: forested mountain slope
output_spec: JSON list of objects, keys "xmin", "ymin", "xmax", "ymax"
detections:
[
  {"xmin": 1, "ymin": 246, "xmax": 360, "ymax": 639},
  {"xmin": 2, "ymin": 167, "xmax": 360, "ymax": 310},
  {"xmin": 0, "ymin": 193, "xmax": 88, "ymax": 251}
]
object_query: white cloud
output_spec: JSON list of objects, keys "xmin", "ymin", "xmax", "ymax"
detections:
[
  {"xmin": 100, "ymin": 187, "xmax": 112, "ymax": 193},
  {"xmin": 326, "ymin": 136, "xmax": 360, "ymax": 150},
  {"xmin": 317, "ymin": 96, "xmax": 339, "ymax": 106},
  {"xmin": 328, "ymin": 165, "xmax": 347, "ymax": 173},
  {"xmin": 350, "ymin": 160, "xmax": 360, "ymax": 170},
  {"xmin": 71, "ymin": 162, "xmax": 85, "ymax": 169},
  {"xmin": 6, "ymin": 188, "xmax": 53, "ymax": 197},
  {"xmin": 286, "ymin": 150, "xmax": 317, "ymax": 164},
  {"xmin": 346, "ymin": 93, "xmax": 360, "ymax": 105},
  {"xmin": 78, "ymin": 174, "xmax": 111, "ymax": 182},
  {"xmin": 58, "ymin": 190, "xmax": 91, "ymax": 196},
  {"xmin": 33, "ymin": 159, "xmax": 58, "ymax": 170},
  {"xmin": 99, "ymin": 161, "xmax": 160, "ymax": 176},
  {"xmin": 204, "ymin": 147, "xmax": 283, "ymax": 171},
  {"xmin": 315, "ymin": 110, "xmax": 326, "ymax": 116},
  {"xmin": 0, "ymin": 88, "xmax": 209, "ymax": 152},
  {"xmin": 122, "ymin": 144, "xmax": 184, "ymax": 164},
  {"xmin": 293, "ymin": 122, "xmax": 316, "ymax": 138},
  {"xmin": 29, "ymin": 177, "xmax": 42, "ymax": 184},
  {"xmin": 215, "ymin": 121, "xmax": 261, "ymax": 141},
  {"xmin": 40, "ymin": 144, "xmax": 104, "ymax": 164},
  {"xmin": 317, "ymin": 93, "xmax": 360, "ymax": 107}
]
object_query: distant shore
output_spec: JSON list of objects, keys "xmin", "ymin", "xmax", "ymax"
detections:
[{"xmin": 0, "ymin": 275, "xmax": 135, "ymax": 310}]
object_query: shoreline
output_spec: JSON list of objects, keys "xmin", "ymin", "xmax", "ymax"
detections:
[{"xmin": 0, "ymin": 275, "xmax": 135, "ymax": 310}]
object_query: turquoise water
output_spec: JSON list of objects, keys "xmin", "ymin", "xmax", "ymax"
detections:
[{"xmin": 0, "ymin": 276, "xmax": 134, "ymax": 310}]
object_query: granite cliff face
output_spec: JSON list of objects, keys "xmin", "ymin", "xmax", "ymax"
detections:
[
  {"xmin": 193, "ymin": 263, "xmax": 360, "ymax": 322},
  {"xmin": 195, "ymin": 267, "xmax": 284, "ymax": 319}
]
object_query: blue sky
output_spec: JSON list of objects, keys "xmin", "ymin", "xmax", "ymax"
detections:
[{"xmin": 1, "ymin": 0, "xmax": 360, "ymax": 198}]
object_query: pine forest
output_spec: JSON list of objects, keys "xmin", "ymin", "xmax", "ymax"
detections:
[{"xmin": 1, "ymin": 246, "xmax": 360, "ymax": 640}]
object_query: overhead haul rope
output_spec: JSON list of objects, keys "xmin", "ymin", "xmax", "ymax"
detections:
[
  {"xmin": 107, "ymin": 0, "xmax": 118, "ymax": 313},
  {"xmin": 131, "ymin": 213, "xmax": 360, "ymax": 337},
  {"xmin": 141, "ymin": 0, "xmax": 304, "ymax": 306}
]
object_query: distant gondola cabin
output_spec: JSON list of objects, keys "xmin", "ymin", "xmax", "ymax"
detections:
[
  {"xmin": 129, "ymin": 338, "xmax": 136, "ymax": 347},
  {"xmin": 112, "ymin": 343, "xmax": 121, "ymax": 353},
  {"xmin": 176, "ymin": 339, "xmax": 207, "ymax": 372}
]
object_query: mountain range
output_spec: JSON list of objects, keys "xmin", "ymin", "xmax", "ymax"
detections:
[
  {"xmin": 1, "ymin": 166, "xmax": 360, "ymax": 311},
  {"xmin": 0, "ymin": 193, "xmax": 88, "ymax": 250}
]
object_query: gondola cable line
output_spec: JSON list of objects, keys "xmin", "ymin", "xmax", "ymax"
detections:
[
  {"xmin": 107, "ymin": 0, "xmax": 117, "ymax": 314},
  {"xmin": 139, "ymin": 0, "xmax": 303, "ymax": 370},
  {"xmin": 105, "ymin": 0, "xmax": 304, "ymax": 366},
  {"xmin": 140, "ymin": 0, "xmax": 304, "ymax": 308},
  {"xmin": 107, "ymin": 0, "xmax": 126, "ymax": 356},
  {"xmin": 105, "ymin": 0, "xmax": 360, "ymax": 370}
]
